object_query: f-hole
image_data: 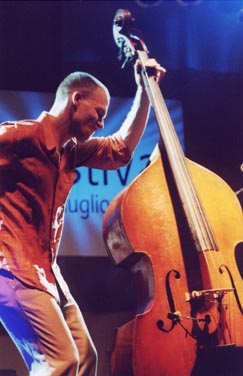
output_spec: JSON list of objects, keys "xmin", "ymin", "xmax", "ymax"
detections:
[{"xmin": 235, "ymin": 242, "xmax": 243, "ymax": 280}]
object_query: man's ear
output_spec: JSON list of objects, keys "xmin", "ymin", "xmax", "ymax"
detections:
[{"xmin": 72, "ymin": 91, "xmax": 83, "ymax": 106}]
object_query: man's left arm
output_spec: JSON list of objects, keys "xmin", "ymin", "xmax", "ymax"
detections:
[{"xmin": 116, "ymin": 59, "xmax": 166, "ymax": 154}]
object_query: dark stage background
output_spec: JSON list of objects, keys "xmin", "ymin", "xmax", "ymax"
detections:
[{"xmin": 0, "ymin": 1, "xmax": 242, "ymax": 375}]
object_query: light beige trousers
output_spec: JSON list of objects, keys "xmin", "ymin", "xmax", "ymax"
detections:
[{"xmin": 0, "ymin": 271, "xmax": 97, "ymax": 376}]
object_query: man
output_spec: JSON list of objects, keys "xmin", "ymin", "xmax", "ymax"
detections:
[{"xmin": 0, "ymin": 59, "xmax": 165, "ymax": 375}]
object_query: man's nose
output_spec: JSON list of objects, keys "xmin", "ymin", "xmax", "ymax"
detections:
[{"xmin": 96, "ymin": 119, "xmax": 104, "ymax": 129}]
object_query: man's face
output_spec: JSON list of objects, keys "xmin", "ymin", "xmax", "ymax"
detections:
[{"xmin": 71, "ymin": 87, "xmax": 109, "ymax": 142}]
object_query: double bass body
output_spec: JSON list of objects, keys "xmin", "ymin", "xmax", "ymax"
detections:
[{"xmin": 103, "ymin": 150, "xmax": 243, "ymax": 375}]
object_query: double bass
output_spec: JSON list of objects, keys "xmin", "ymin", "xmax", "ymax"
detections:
[{"xmin": 102, "ymin": 9, "xmax": 243, "ymax": 376}]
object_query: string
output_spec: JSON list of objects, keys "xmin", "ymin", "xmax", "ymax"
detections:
[{"xmin": 138, "ymin": 51, "xmax": 217, "ymax": 251}]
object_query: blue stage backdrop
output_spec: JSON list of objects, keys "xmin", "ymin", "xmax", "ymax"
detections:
[{"xmin": 0, "ymin": 90, "xmax": 184, "ymax": 256}]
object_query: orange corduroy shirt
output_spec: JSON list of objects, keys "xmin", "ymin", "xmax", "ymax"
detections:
[{"xmin": 0, "ymin": 111, "xmax": 131, "ymax": 301}]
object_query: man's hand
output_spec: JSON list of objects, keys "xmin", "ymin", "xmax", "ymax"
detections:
[{"xmin": 134, "ymin": 58, "xmax": 166, "ymax": 87}]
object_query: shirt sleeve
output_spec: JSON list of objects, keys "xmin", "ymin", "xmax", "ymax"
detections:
[
  {"xmin": 0, "ymin": 122, "xmax": 18, "ymax": 149},
  {"xmin": 0, "ymin": 121, "xmax": 37, "ymax": 151},
  {"xmin": 75, "ymin": 133, "xmax": 132, "ymax": 170}
]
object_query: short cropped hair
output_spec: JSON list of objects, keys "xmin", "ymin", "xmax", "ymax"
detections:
[{"xmin": 55, "ymin": 71, "xmax": 109, "ymax": 100}]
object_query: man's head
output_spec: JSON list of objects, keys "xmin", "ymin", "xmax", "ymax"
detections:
[
  {"xmin": 53, "ymin": 72, "xmax": 110, "ymax": 142},
  {"xmin": 55, "ymin": 71, "xmax": 109, "ymax": 102}
]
